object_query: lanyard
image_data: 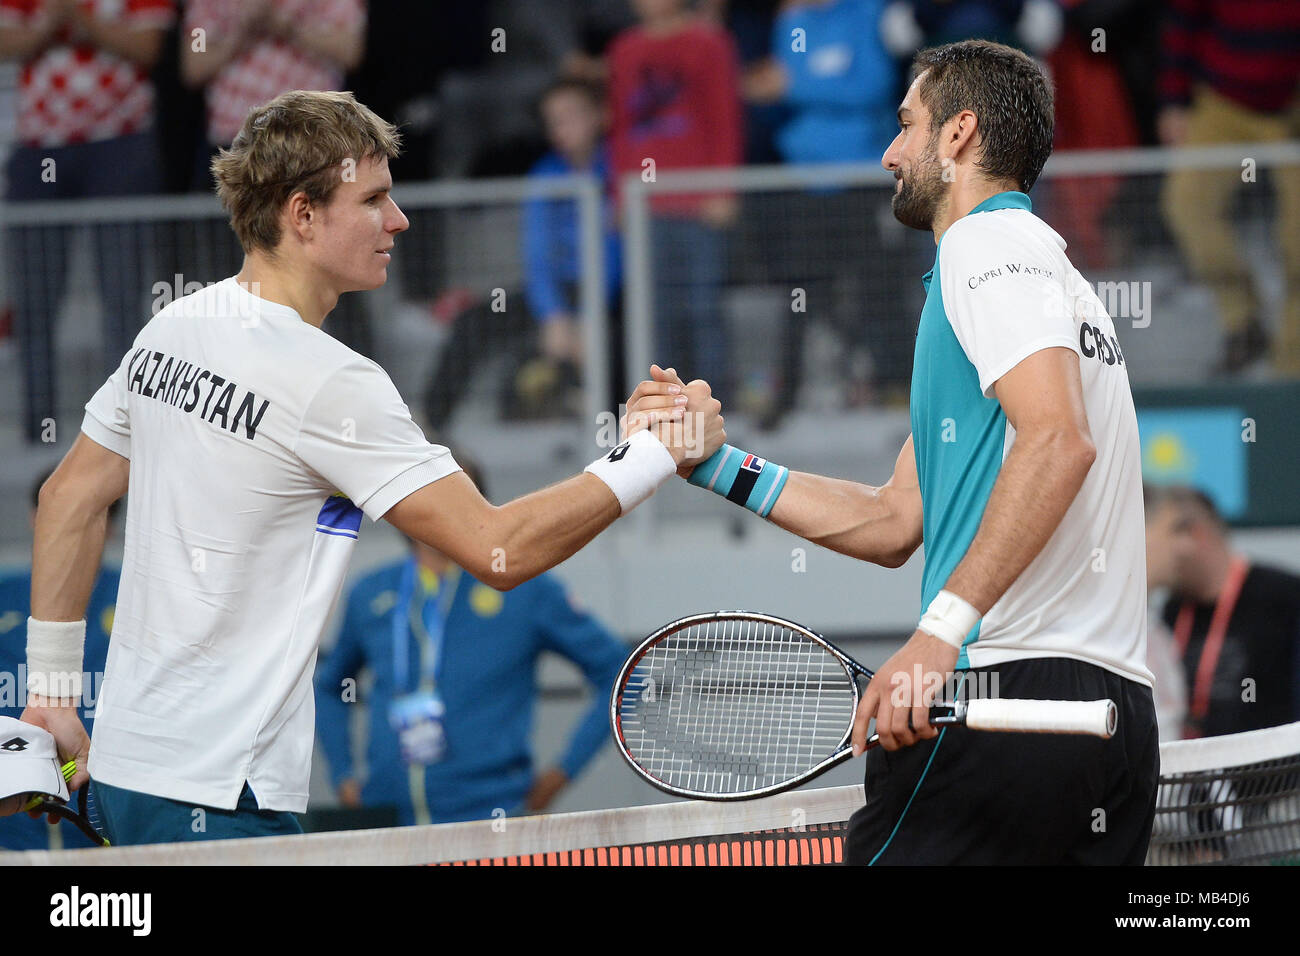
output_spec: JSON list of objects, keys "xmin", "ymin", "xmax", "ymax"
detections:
[
  {"xmin": 1173, "ymin": 555, "xmax": 1249, "ymax": 733},
  {"xmin": 391, "ymin": 557, "xmax": 460, "ymax": 695}
]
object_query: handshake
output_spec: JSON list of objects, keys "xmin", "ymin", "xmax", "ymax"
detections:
[{"xmin": 620, "ymin": 364, "xmax": 727, "ymax": 476}]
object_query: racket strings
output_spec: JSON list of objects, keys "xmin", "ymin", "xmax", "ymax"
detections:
[{"xmin": 618, "ymin": 619, "xmax": 856, "ymax": 795}]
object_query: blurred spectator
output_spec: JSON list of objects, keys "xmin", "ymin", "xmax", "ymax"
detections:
[
  {"xmin": 1047, "ymin": 0, "xmax": 1141, "ymax": 270},
  {"xmin": 550, "ymin": 0, "xmax": 637, "ymax": 84},
  {"xmin": 179, "ymin": 0, "xmax": 373, "ymax": 356},
  {"xmin": 744, "ymin": 0, "xmax": 911, "ymax": 424},
  {"xmin": 1157, "ymin": 0, "xmax": 1300, "ymax": 377},
  {"xmin": 1144, "ymin": 609, "xmax": 1188, "ymax": 743},
  {"xmin": 608, "ymin": 0, "xmax": 743, "ymax": 398},
  {"xmin": 314, "ymin": 457, "xmax": 626, "ymax": 826},
  {"xmin": 701, "ymin": 0, "xmax": 787, "ymax": 163},
  {"xmin": 180, "ymin": 0, "xmax": 363, "ymax": 152},
  {"xmin": 422, "ymin": 77, "xmax": 623, "ymax": 431},
  {"xmin": 0, "ymin": 468, "xmax": 118, "ymax": 849},
  {"xmin": 349, "ymin": 0, "xmax": 489, "ymax": 185},
  {"xmin": 1144, "ymin": 480, "xmax": 1189, "ymax": 742},
  {"xmin": 1144, "ymin": 484, "xmax": 1300, "ymax": 739},
  {"xmin": 751, "ymin": 0, "xmax": 896, "ymax": 166},
  {"xmin": 1057, "ymin": 0, "xmax": 1159, "ymax": 146},
  {"xmin": 348, "ymin": 1, "xmax": 489, "ymax": 314},
  {"xmin": 0, "ymin": 0, "xmax": 174, "ymax": 445},
  {"xmin": 151, "ymin": 9, "xmax": 206, "ymax": 194},
  {"xmin": 878, "ymin": 0, "xmax": 1062, "ymax": 55},
  {"xmin": 346, "ymin": 0, "xmax": 481, "ymax": 355}
]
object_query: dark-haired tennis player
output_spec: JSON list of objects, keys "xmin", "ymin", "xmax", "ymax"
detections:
[
  {"xmin": 629, "ymin": 39, "xmax": 1159, "ymax": 864},
  {"xmin": 13, "ymin": 89, "xmax": 723, "ymax": 846}
]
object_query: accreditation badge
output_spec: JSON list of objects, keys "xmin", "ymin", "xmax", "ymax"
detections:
[{"xmin": 387, "ymin": 691, "xmax": 447, "ymax": 766}]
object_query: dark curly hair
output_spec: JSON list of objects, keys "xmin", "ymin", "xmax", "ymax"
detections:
[{"xmin": 912, "ymin": 40, "xmax": 1055, "ymax": 192}]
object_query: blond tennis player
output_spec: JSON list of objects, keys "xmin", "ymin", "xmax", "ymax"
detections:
[
  {"xmin": 628, "ymin": 39, "xmax": 1159, "ymax": 865},
  {"xmin": 15, "ymin": 89, "xmax": 723, "ymax": 846}
]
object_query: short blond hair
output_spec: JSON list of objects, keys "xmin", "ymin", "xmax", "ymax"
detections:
[{"xmin": 212, "ymin": 90, "xmax": 402, "ymax": 254}]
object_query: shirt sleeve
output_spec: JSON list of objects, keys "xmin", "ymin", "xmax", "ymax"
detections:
[
  {"xmin": 937, "ymin": 216, "xmax": 1080, "ymax": 399},
  {"xmin": 294, "ymin": 357, "xmax": 460, "ymax": 522},
  {"xmin": 81, "ymin": 347, "xmax": 136, "ymax": 459}
]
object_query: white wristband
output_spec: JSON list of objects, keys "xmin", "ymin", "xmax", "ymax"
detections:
[
  {"xmin": 584, "ymin": 430, "xmax": 677, "ymax": 515},
  {"xmin": 917, "ymin": 590, "xmax": 980, "ymax": 650},
  {"xmin": 26, "ymin": 617, "xmax": 86, "ymax": 701}
]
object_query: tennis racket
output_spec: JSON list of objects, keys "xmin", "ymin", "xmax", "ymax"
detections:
[
  {"xmin": 611, "ymin": 611, "xmax": 1118, "ymax": 801},
  {"xmin": 23, "ymin": 760, "xmax": 110, "ymax": 847}
]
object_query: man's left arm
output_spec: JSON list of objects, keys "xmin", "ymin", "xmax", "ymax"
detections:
[
  {"xmin": 854, "ymin": 348, "xmax": 1095, "ymax": 752},
  {"xmin": 24, "ymin": 433, "xmax": 130, "ymax": 792},
  {"xmin": 943, "ymin": 347, "xmax": 1096, "ymax": 609},
  {"xmin": 23, "ymin": 347, "xmax": 134, "ymax": 793},
  {"xmin": 527, "ymin": 579, "xmax": 627, "ymax": 810}
]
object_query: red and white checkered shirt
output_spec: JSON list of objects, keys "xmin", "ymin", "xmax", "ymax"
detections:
[
  {"xmin": 184, "ymin": 0, "xmax": 365, "ymax": 146},
  {"xmin": 0, "ymin": 0, "xmax": 174, "ymax": 148}
]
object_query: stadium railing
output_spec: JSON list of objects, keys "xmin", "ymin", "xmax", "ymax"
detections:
[{"xmin": 0, "ymin": 173, "xmax": 610, "ymax": 445}]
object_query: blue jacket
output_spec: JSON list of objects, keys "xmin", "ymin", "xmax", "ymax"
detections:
[
  {"xmin": 314, "ymin": 559, "xmax": 626, "ymax": 825},
  {"xmin": 0, "ymin": 567, "xmax": 118, "ymax": 850},
  {"xmin": 773, "ymin": 0, "xmax": 898, "ymax": 164},
  {"xmin": 522, "ymin": 146, "xmax": 623, "ymax": 322}
]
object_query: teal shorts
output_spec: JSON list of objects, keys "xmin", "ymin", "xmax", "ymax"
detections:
[{"xmin": 89, "ymin": 779, "xmax": 302, "ymax": 847}]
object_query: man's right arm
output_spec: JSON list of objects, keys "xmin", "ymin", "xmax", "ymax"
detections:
[
  {"xmin": 764, "ymin": 435, "xmax": 923, "ymax": 569},
  {"xmin": 385, "ymin": 388, "xmax": 725, "ymax": 590},
  {"xmin": 383, "ymin": 470, "xmax": 621, "ymax": 592},
  {"xmin": 31, "ymin": 434, "xmax": 128, "ymax": 625},
  {"xmin": 301, "ymin": 358, "xmax": 723, "ymax": 592},
  {"xmin": 629, "ymin": 366, "xmax": 922, "ymax": 568},
  {"xmin": 21, "ymin": 432, "xmax": 129, "ymax": 793}
]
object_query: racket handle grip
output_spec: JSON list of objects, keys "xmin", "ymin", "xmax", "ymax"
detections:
[{"xmin": 963, "ymin": 698, "xmax": 1117, "ymax": 738}]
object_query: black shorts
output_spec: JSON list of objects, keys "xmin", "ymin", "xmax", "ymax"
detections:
[{"xmin": 844, "ymin": 657, "xmax": 1160, "ymax": 865}]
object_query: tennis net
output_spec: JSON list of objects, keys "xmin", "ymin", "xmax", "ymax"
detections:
[{"xmin": 5, "ymin": 722, "xmax": 1298, "ymax": 866}]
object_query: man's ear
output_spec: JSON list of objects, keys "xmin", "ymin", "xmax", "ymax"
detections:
[
  {"xmin": 284, "ymin": 190, "xmax": 314, "ymax": 241},
  {"xmin": 946, "ymin": 109, "xmax": 981, "ymax": 166}
]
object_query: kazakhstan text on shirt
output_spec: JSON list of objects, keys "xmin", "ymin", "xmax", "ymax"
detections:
[{"xmin": 124, "ymin": 347, "xmax": 271, "ymax": 440}]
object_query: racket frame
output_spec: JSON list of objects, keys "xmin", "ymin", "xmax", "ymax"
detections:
[{"xmin": 610, "ymin": 610, "xmax": 878, "ymax": 801}]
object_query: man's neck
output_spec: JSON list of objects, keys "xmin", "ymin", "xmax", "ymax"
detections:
[
  {"xmin": 236, "ymin": 254, "xmax": 338, "ymax": 329},
  {"xmin": 932, "ymin": 179, "xmax": 1020, "ymax": 243}
]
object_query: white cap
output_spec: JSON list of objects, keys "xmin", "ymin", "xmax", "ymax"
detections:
[{"xmin": 0, "ymin": 716, "xmax": 69, "ymax": 803}]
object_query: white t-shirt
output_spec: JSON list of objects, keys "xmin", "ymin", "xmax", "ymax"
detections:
[
  {"xmin": 915, "ymin": 192, "xmax": 1150, "ymax": 686},
  {"xmin": 81, "ymin": 278, "xmax": 459, "ymax": 811}
]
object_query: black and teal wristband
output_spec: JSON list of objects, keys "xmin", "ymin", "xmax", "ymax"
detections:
[{"xmin": 687, "ymin": 444, "xmax": 789, "ymax": 518}]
